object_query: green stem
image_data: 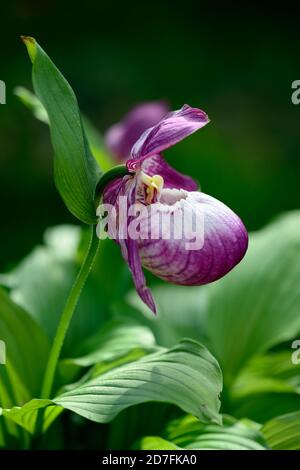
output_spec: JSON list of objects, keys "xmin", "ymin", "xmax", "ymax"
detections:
[{"xmin": 40, "ymin": 226, "xmax": 100, "ymax": 399}]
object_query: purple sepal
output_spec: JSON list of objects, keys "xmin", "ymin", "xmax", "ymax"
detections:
[
  {"xmin": 105, "ymin": 101, "xmax": 169, "ymax": 161},
  {"xmin": 130, "ymin": 104, "xmax": 209, "ymax": 163}
]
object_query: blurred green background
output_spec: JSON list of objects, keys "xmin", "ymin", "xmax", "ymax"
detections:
[{"xmin": 1, "ymin": 1, "xmax": 299, "ymax": 269}]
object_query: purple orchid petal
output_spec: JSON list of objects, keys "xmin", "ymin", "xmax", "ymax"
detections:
[
  {"xmin": 102, "ymin": 176, "xmax": 125, "ymax": 206},
  {"xmin": 105, "ymin": 101, "xmax": 169, "ymax": 161},
  {"xmin": 123, "ymin": 235, "xmax": 156, "ymax": 313},
  {"xmin": 141, "ymin": 154, "xmax": 198, "ymax": 191},
  {"xmin": 103, "ymin": 176, "xmax": 157, "ymax": 313},
  {"xmin": 120, "ymin": 181, "xmax": 157, "ymax": 313},
  {"xmin": 130, "ymin": 104, "xmax": 209, "ymax": 163},
  {"xmin": 138, "ymin": 190, "xmax": 248, "ymax": 286}
]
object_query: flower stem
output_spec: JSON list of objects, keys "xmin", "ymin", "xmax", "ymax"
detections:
[{"xmin": 40, "ymin": 226, "xmax": 100, "ymax": 399}]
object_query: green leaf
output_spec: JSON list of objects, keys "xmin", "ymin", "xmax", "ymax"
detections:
[
  {"xmin": 81, "ymin": 117, "xmax": 115, "ymax": 172},
  {"xmin": 1, "ymin": 340, "xmax": 222, "ymax": 433},
  {"xmin": 231, "ymin": 351, "xmax": 300, "ymax": 399},
  {"xmin": 0, "ymin": 287, "xmax": 49, "ymax": 402},
  {"xmin": 54, "ymin": 340, "xmax": 222, "ymax": 425},
  {"xmin": 228, "ymin": 350, "xmax": 300, "ymax": 422},
  {"xmin": 140, "ymin": 436, "xmax": 180, "ymax": 450},
  {"xmin": 61, "ymin": 348, "xmax": 153, "ymax": 392},
  {"xmin": 62, "ymin": 321, "xmax": 156, "ymax": 367},
  {"xmin": 1, "ymin": 399, "xmax": 61, "ymax": 435},
  {"xmin": 262, "ymin": 411, "xmax": 300, "ymax": 450},
  {"xmin": 0, "ymin": 289, "xmax": 49, "ymax": 446},
  {"xmin": 1, "ymin": 225, "xmax": 110, "ymax": 357},
  {"xmin": 205, "ymin": 212, "xmax": 300, "ymax": 385},
  {"xmin": 14, "ymin": 86, "xmax": 49, "ymax": 123},
  {"xmin": 15, "ymin": 86, "xmax": 114, "ymax": 172},
  {"xmin": 2, "ymin": 226, "xmax": 81, "ymax": 343},
  {"xmin": 164, "ymin": 415, "xmax": 267, "ymax": 450},
  {"xmin": 59, "ymin": 321, "xmax": 157, "ymax": 386},
  {"xmin": 22, "ymin": 36, "xmax": 100, "ymax": 224}
]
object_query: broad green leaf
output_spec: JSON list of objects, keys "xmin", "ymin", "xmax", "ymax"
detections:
[
  {"xmin": 22, "ymin": 36, "xmax": 100, "ymax": 224},
  {"xmin": 59, "ymin": 321, "xmax": 157, "ymax": 386},
  {"xmin": 62, "ymin": 321, "xmax": 156, "ymax": 367},
  {"xmin": 1, "ymin": 340, "xmax": 222, "ymax": 433},
  {"xmin": 61, "ymin": 348, "xmax": 153, "ymax": 392},
  {"xmin": 205, "ymin": 212, "xmax": 300, "ymax": 385},
  {"xmin": 54, "ymin": 340, "xmax": 222, "ymax": 425},
  {"xmin": 15, "ymin": 86, "xmax": 114, "ymax": 172},
  {"xmin": 228, "ymin": 350, "xmax": 300, "ymax": 421},
  {"xmin": 1, "ymin": 399, "xmax": 61, "ymax": 435},
  {"xmin": 140, "ymin": 436, "xmax": 180, "ymax": 450},
  {"xmin": 231, "ymin": 351, "xmax": 300, "ymax": 400},
  {"xmin": 262, "ymin": 411, "xmax": 300, "ymax": 450},
  {"xmin": 164, "ymin": 414, "xmax": 267, "ymax": 450}
]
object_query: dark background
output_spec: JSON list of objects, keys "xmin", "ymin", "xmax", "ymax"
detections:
[{"xmin": 1, "ymin": 1, "xmax": 299, "ymax": 269}]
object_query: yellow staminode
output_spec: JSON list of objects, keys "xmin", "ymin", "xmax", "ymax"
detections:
[{"xmin": 141, "ymin": 172, "xmax": 164, "ymax": 204}]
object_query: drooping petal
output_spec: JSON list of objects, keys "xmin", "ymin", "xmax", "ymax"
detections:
[
  {"xmin": 130, "ymin": 104, "xmax": 209, "ymax": 164},
  {"xmin": 105, "ymin": 101, "xmax": 169, "ymax": 161},
  {"xmin": 103, "ymin": 175, "xmax": 157, "ymax": 313},
  {"xmin": 141, "ymin": 154, "xmax": 198, "ymax": 191},
  {"xmin": 122, "ymin": 235, "xmax": 156, "ymax": 313},
  {"xmin": 138, "ymin": 190, "xmax": 248, "ymax": 286}
]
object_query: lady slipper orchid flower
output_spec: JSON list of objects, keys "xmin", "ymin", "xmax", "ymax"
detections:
[
  {"xmin": 105, "ymin": 100, "xmax": 169, "ymax": 161},
  {"xmin": 100, "ymin": 104, "xmax": 248, "ymax": 314}
]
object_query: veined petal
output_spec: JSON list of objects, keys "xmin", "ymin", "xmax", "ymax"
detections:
[
  {"xmin": 105, "ymin": 101, "xmax": 169, "ymax": 161},
  {"xmin": 102, "ymin": 176, "xmax": 125, "ymax": 206},
  {"xmin": 130, "ymin": 104, "xmax": 209, "ymax": 163},
  {"xmin": 138, "ymin": 190, "xmax": 248, "ymax": 285},
  {"xmin": 122, "ymin": 236, "xmax": 156, "ymax": 313},
  {"xmin": 103, "ymin": 176, "xmax": 157, "ymax": 313},
  {"xmin": 141, "ymin": 154, "xmax": 198, "ymax": 191}
]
